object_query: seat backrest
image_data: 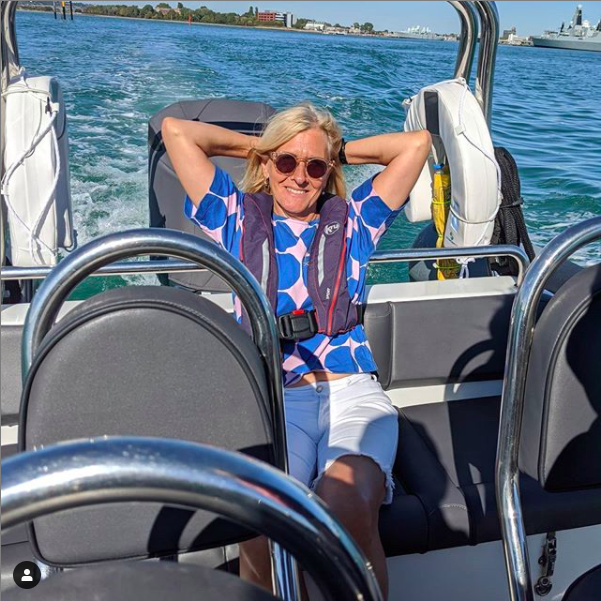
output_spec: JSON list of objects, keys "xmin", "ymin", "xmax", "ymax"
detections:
[
  {"xmin": 20, "ymin": 286, "xmax": 275, "ymax": 566},
  {"xmin": 1, "ymin": 323, "xmax": 22, "ymax": 425},
  {"xmin": 148, "ymin": 99, "xmax": 276, "ymax": 292},
  {"xmin": 520, "ymin": 263, "xmax": 601, "ymax": 492},
  {"xmin": 363, "ymin": 289, "xmax": 515, "ymax": 390}
]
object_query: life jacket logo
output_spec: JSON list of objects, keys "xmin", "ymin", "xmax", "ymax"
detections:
[{"xmin": 324, "ymin": 222, "xmax": 341, "ymax": 236}]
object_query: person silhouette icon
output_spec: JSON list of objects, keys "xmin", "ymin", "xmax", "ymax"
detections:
[{"xmin": 13, "ymin": 561, "xmax": 41, "ymax": 589}]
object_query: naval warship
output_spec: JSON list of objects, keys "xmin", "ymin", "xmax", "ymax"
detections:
[{"xmin": 532, "ymin": 4, "xmax": 601, "ymax": 52}]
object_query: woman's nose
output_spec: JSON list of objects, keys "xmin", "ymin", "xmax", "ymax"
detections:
[{"xmin": 292, "ymin": 161, "xmax": 308, "ymax": 182}]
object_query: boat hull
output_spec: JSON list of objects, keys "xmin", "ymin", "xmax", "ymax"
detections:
[{"xmin": 531, "ymin": 36, "xmax": 601, "ymax": 52}]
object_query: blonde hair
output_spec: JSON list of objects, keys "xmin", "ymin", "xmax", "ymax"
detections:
[{"xmin": 240, "ymin": 103, "xmax": 346, "ymax": 198}]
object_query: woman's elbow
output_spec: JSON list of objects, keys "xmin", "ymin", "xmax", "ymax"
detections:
[
  {"xmin": 416, "ymin": 129, "xmax": 432, "ymax": 150},
  {"xmin": 412, "ymin": 130, "xmax": 431, "ymax": 162},
  {"xmin": 162, "ymin": 117, "xmax": 184, "ymax": 143}
]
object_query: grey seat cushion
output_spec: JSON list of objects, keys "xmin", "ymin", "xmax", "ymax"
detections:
[
  {"xmin": 562, "ymin": 564, "xmax": 601, "ymax": 601},
  {"xmin": 380, "ymin": 397, "xmax": 601, "ymax": 557}
]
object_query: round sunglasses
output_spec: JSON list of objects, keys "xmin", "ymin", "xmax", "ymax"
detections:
[{"xmin": 269, "ymin": 152, "xmax": 333, "ymax": 180}]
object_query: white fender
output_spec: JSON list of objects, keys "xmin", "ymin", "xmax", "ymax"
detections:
[
  {"xmin": 2, "ymin": 73, "xmax": 74, "ymax": 266},
  {"xmin": 403, "ymin": 78, "xmax": 501, "ymax": 247}
]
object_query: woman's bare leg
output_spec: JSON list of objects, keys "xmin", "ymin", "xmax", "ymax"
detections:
[
  {"xmin": 315, "ymin": 455, "xmax": 388, "ymax": 598},
  {"xmin": 239, "ymin": 536, "xmax": 272, "ymax": 590},
  {"xmin": 240, "ymin": 536, "xmax": 311, "ymax": 599}
]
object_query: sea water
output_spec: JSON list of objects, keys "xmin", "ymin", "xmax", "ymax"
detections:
[{"xmin": 15, "ymin": 11, "xmax": 601, "ymax": 293}]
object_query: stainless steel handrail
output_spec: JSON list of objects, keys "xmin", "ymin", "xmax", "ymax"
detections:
[
  {"xmin": 495, "ymin": 216, "xmax": 601, "ymax": 601},
  {"xmin": 2, "ymin": 259, "xmax": 212, "ymax": 280},
  {"xmin": 18, "ymin": 228, "xmax": 300, "ymax": 600},
  {"xmin": 473, "ymin": 1, "xmax": 499, "ymax": 124},
  {"xmin": 1, "ymin": 2, "xmax": 20, "ymax": 79},
  {"xmin": 371, "ymin": 244, "xmax": 528, "ymax": 284},
  {"xmin": 1, "ymin": 437, "xmax": 382, "ymax": 601},
  {"xmin": 2, "ymin": 244, "xmax": 529, "ymax": 284},
  {"xmin": 449, "ymin": 1, "xmax": 479, "ymax": 82}
]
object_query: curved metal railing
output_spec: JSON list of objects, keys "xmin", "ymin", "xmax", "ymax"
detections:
[
  {"xmin": 496, "ymin": 216, "xmax": 601, "ymax": 601},
  {"xmin": 17, "ymin": 227, "xmax": 300, "ymax": 600},
  {"xmin": 473, "ymin": 1, "xmax": 500, "ymax": 123},
  {"xmin": 1, "ymin": 437, "xmax": 383, "ymax": 601},
  {"xmin": 449, "ymin": 1, "xmax": 479, "ymax": 82}
]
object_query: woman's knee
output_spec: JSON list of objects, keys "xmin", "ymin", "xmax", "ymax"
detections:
[{"xmin": 315, "ymin": 457, "xmax": 385, "ymax": 524}]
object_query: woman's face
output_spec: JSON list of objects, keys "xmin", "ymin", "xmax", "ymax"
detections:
[{"xmin": 262, "ymin": 128, "xmax": 333, "ymax": 221}]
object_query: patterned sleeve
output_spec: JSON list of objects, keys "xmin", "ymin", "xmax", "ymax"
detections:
[
  {"xmin": 348, "ymin": 174, "xmax": 404, "ymax": 256},
  {"xmin": 183, "ymin": 166, "xmax": 244, "ymax": 253}
]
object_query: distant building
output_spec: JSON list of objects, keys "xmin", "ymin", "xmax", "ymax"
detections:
[
  {"xmin": 155, "ymin": 7, "xmax": 181, "ymax": 16},
  {"xmin": 257, "ymin": 10, "xmax": 294, "ymax": 27},
  {"xmin": 304, "ymin": 21, "xmax": 326, "ymax": 31},
  {"xmin": 499, "ymin": 27, "xmax": 531, "ymax": 46},
  {"xmin": 501, "ymin": 27, "xmax": 517, "ymax": 40},
  {"xmin": 257, "ymin": 11, "xmax": 277, "ymax": 22}
]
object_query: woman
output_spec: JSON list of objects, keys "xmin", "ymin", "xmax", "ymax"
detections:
[{"xmin": 162, "ymin": 103, "xmax": 430, "ymax": 597}]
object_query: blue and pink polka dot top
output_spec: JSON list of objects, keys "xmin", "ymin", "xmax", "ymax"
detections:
[{"xmin": 185, "ymin": 166, "xmax": 403, "ymax": 386}]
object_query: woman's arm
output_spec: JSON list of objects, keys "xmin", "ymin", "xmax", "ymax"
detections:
[
  {"xmin": 345, "ymin": 131, "xmax": 431, "ymax": 211},
  {"xmin": 161, "ymin": 118, "xmax": 256, "ymax": 206}
]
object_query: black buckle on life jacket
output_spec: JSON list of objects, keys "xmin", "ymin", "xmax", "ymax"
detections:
[{"xmin": 278, "ymin": 309, "xmax": 319, "ymax": 341}]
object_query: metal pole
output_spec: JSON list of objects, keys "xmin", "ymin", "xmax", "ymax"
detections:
[
  {"xmin": 448, "ymin": 1, "xmax": 479, "ymax": 82},
  {"xmin": 473, "ymin": 1, "xmax": 500, "ymax": 124},
  {"xmin": 496, "ymin": 216, "xmax": 601, "ymax": 601}
]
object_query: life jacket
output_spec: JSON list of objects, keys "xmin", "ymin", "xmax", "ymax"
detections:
[{"xmin": 240, "ymin": 191, "xmax": 361, "ymax": 341}]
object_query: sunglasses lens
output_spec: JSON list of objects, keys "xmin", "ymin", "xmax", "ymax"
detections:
[
  {"xmin": 307, "ymin": 159, "xmax": 328, "ymax": 179},
  {"xmin": 275, "ymin": 154, "xmax": 297, "ymax": 174}
]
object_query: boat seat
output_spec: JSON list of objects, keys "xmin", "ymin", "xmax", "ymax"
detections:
[
  {"xmin": 1, "ymin": 324, "xmax": 22, "ymax": 425},
  {"xmin": 380, "ymin": 263, "xmax": 601, "ymax": 557},
  {"xmin": 4, "ymin": 561, "xmax": 276, "ymax": 601},
  {"xmin": 363, "ymin": 291, "xmax": 514, "ymax": 390},
  {"xmin": 19, "ymin": 285, "xmax": 279, "ymax": 567},
  {"xmin": 379, "ymin": 396, "xmax": 601, "ymax": 556},
  {"xmin": 561, "ymin": 564, "xmax": 601, "ymax": 601},
  {"xmin": 148, "ymin": 98, "xmax": 275, "ymax": 293}
]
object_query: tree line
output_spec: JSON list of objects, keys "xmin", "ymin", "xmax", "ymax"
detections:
[
  {"xmin": 19, "ymin": 3, "xmax": 375, "ymax": 33},
  {"xmin": 54, "ymin": 3, "xmax": 309, "ymax": 28}
]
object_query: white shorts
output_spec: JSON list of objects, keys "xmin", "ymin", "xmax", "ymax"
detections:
[{"xmin": 284, "ymin": 373, "xmax": 398, "ymax": 504}]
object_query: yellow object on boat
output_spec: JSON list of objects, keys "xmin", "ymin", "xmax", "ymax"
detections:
[{"xmin": 432, "ymin": 165, "xmax": 459, "ymax": 280}]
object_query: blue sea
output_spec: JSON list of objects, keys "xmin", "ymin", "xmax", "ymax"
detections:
[{"xmin": 15, "ymin": 11, "xmax": 601, "ymax": 291}]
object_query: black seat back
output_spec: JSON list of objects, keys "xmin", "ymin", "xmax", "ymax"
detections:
[
  {"xmin": 148, "ymin": 99, "xmax": 276, "ymax": 292},
  {"xmin": 20, "ymin": 286, "xmax": 274, "ymax": 566},
  {"xmin": 520, "ymin": 264, "xmax": 601, "ymax": 492}
]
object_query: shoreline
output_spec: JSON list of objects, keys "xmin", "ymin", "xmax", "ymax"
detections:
[
  {"xmin": 16, "ymin": 9, "xmax": 323, "ymax": 34},
  {"xmin": 17, "ymin": 9, "xmax": 458, "ymax": 41}
]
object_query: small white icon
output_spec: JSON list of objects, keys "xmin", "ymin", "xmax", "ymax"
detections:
[{"xmin": 21, "ymin": 569, "xmax": 33, "ymax": 582}]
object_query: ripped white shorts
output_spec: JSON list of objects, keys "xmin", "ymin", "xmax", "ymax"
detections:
[{"xmin": 284, "ymin": 373, "xmax": 398, "ymax": 504}]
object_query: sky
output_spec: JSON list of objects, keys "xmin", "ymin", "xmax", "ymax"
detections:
[{"xmin": 86, "ymin": 1, "xmax": 601, "ymax": 36}]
